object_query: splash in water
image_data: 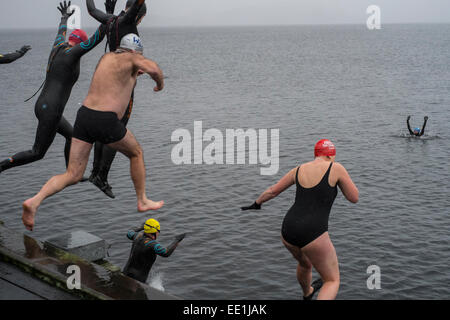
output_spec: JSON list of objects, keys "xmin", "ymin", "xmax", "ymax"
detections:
[{"xmin": 148, "ymin": 270, "xmax": 165, "ymax": 292}]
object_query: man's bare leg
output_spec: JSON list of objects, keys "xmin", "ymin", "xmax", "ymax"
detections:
[
  {"xmin": 22, "ymin": 138, "xmax": 93, "ymax": 231},
  {"xmin": 108, "ymin": 130, "xmax": 164, "ymax": 212}
]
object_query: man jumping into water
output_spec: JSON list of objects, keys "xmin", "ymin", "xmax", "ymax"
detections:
[
  {"xmin": 22, "ymin": 33, "xmax": 164, "ymax": 231},
  {"xmin": 123, "ymin": 218, "xmax": 185, "ymax": 283},
  {"xmin": 0, "ymin": 45, "xmax": 31, "ymax": 64},
  {"xmin": 86, "ymin": 0, "xmax": 147, "ymax": 198},
  {"xmin": 407, "ymin": 115, "xmax": 428, "ymax": 137}
]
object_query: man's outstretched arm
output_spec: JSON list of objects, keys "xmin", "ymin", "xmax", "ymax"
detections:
[{"xmin": 134, "ymin": 56, "xmax": 164, "ymax": 92}]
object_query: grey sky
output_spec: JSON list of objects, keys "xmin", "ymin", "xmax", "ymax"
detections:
[{"xmin": 0, "ymin": 0, "xmax": 449, "ymax": 29}]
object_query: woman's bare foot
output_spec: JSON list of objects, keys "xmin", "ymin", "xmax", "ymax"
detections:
[
  {"xmin": 137, "ymin": 199, "xmax": 164, "ymax": 212},
  {"xmin": 22, "ymin": 198, "xmax": 38, "ymax": 231}
]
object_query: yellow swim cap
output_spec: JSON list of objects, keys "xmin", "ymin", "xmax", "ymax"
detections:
[{"xmin": 144, "ymin": 218, "xmax": 160, "ymax": 234}]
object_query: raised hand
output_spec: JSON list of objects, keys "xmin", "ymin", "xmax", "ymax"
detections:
[
  {"xmin": 424, "ymin": 116, "xmax": 429, "ymax": 121},
  {"xmin": 105, "ymin": 0, "xmax": 117, "ymax": 14},
  {"xmin": 57, "ymin": 1, "xmax": 74, "ymax": 18},
  {"xmin": 18, "ymin": 45, "xmax": 32, "ymax": 54}
]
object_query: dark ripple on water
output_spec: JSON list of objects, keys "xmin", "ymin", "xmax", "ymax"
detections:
[{"xmin": 1, "ymin": 25, "xmax": 449, "ymax": 299}]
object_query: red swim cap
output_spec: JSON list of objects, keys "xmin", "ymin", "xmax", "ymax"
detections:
[
  {"xmin": 314, "ymin": 139, "xmax": 336, "ymax": 157},
  {"xmin": 69, "ymin": 29, "xmax": 88, "ymax": 45}
]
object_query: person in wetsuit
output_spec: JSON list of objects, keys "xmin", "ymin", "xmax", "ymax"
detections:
[
  {"xmin": 241, "ymin": 139, "xmax": 359, "ymax": 300},
  {"xmin": 0, "ymin": 45, "xmax": 31, "ymax": 64},
  {"xmin": 407, "ymin": 115, "xmax": 428, "ymax": 137},
  {"xmin": 123, "ymin": 218, "xmax": 186, "ymax": 283},
  {"xmin": 0, "ymin": 2, "xmax": 106, "ymax": 174},
  {"xmin": 86, "ymin": 0, "xmax": 147, "ymax": 198}
]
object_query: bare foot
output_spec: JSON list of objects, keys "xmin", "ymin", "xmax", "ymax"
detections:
[
  {"xmin": 22, "ymin": 198, "xmax": 38, "ymax": 231},
  {"xmin": 138, "ymin": 199, "xmax": 164, "ymax": 212}
]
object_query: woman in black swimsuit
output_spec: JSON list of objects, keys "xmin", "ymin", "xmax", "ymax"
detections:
[{"xmin": 241, "ymin": 139, "xmax": 358, "ymax": 299}]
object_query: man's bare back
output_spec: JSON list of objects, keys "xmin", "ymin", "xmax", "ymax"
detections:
[{"xmin": 83, "ymin": 50, "xmax": 164, "ymax": 119}]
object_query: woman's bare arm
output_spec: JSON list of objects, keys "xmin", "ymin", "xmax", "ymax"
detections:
[{"xmin": 335, "ymin": 163, "xmax": 359, "ymax": 203}]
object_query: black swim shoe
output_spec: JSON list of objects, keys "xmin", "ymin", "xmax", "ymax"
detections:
[
  {"xmin": 89, "ymin": 175, "xmax": 115, "ymax": 199},
  {"xmin": 303, "ymin": 278, "xmax": 323, "ymax": 300}
]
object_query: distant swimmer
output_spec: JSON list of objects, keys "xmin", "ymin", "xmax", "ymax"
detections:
[
  {"xmin": 407, "ymin": 115, "xmax": 428, "ymax": 137},
  {"xmin": 86, "ymin": 0, "xmax": 147, "ymax": 198},
  {"xmin": 241, "ymin": 139, "xmax": 359, "ymax": 300},
  {"xmin": 22, "ymin": 34, "xmax": 164, "ymax": 231},
  {"xmin": 123, "ymin": 218, "xmax": 186, "ymax": 283},
  {"xmin": 0, "ymin": 45, "xmax": 31, "ymax": 64},
  {"xmin": 0, "ymin": 2, "xmax": 105, "ymax": 174}
]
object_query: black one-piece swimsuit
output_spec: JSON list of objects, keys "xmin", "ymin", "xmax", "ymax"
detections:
[{"xmin": 282, "ymin": 163, "xmax": 338, "ymax": 248}]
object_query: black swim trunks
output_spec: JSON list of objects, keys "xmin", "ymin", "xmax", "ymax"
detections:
[{"xmin": 73, "ymin": 106, "xmax": 127, "ymax": 144}]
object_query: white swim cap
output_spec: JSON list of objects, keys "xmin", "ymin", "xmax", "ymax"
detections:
[{"xmin": 120, "ymin": 33, "xmax": 144, "ymax": 53}]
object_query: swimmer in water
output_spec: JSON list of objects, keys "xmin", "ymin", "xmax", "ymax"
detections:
[
  {"xmin": 86, "ymin": 0, "xmax": 147, "ymax": 198},
  {"xmin": 241, "ymin": 139, "xmax": 359, "ymax": 300},
  {"xmin": 123, "ymin": 218, "xmax": 186, "ymax": 283},
  {"xmin": 407, "ymin": 115, "xmax": 428, "ymax": 137},
  {"xmin": 0, "ymin": 2, "xmax": 106, "ymax": 174},
  {"xmin": 22, "ymin": 34, "xmax": 164, "ymax": 231},
  {"xmin": 0, "ymin": 45, "xmax": 31, "ymax": 64}
]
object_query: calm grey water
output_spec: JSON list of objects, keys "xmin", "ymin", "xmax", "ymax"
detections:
[{"xmin": 0, "ymin": 25, "xmax": 449, "ymax": 300}]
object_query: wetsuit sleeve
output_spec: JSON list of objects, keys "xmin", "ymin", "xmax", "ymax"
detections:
[
  {"xmin": 127, "ymin": 225, "xmax": 145, "ymax": 240},
  {"xmin": 119, "ymin": 0, "xmax": 145, "ymax": 24},
  {"xmin": 419, "ymin": 118, "xmax": 428, "ymax": 137},
  {"xmin": 0, "ymin": 51, "xmax": 24, "ymax": 64},
  {"xmin": 406, "ymin": 117, "xmax": 414, "ymax": 135},
  {"xmin": 86, "ymin": 0, "xmax": 114, "ymax": 24},
  {"xmin": 145, "ymin": 240, "xmax": 178, "ymax": 258},
  {"xmin": 67, "ymin": 24, "xmax": 107, "ymax": 58},
  {"xmin": 54, "ymin": 17, "xmax": 69, "ymax": 49}
]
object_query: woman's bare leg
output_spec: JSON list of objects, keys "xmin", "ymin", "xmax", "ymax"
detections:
[
  {"xmin": 302, "ymin": 232, "xmax": 340, "ymax": 300},
  {"xmin": 282, "ymin": 236, "xmax": 314, "ymax": 297}
]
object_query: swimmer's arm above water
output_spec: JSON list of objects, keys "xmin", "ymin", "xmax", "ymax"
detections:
[
  {"xmin": 126, "ymin": 223, "xmax": 145, "ymax": 240},
  {"xmin": 67, "ymin": 23, "xmax": 107, "ymax": 58},
  {"xmin": 120, "ymin": 0, "xmax": 146, "ymax": 24},
  {"xmin": 0, "ymin": 46, "xmax": 31, "ymax": 64},
  {"xmin": 419, "ymin": 116, "xmax": 428, "ymax": 137},
  {"xmin": 133, "ymin": 55, "xmax": 164, "ymax": 92},
  {"xmin": 147, "ymin": 234, "xmax": 186, "ymax": 258},
  {"xmin": 86, "ymin": 0, "xmax": 114, "ymax": 24},
  {"xmin": 241, "ymin": 167, "xmax": 297, "ymax": 210},
  {"xmin": 54, "ymin": 1, "xmax": 75, "ymax": 49},
  {"xmin": 407, "ymin": 116, "xmax": 414, "ymax": 135}
]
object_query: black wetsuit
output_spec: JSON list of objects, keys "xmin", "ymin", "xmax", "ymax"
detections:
[
  {"xmin": 281, "ymin": 163, "xmax": 338, "ymax": 248},
  {"xmin": 123, "ymin": 227, "xmax": 179, "ymax": 283},
  {"xmin": 0, "ymin": 18, "xmax": 105, "ymax": 173},
  {"xmin": 0, "ymin": 46, "xmax": 30, "ymax": 64},
  {"xmin": 407, "ymin": 117, "xmax": 428, "ymax": 137},
  {"xmin": 87, "ymin": 0, "xmax": 144, "ymax": 184}
]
